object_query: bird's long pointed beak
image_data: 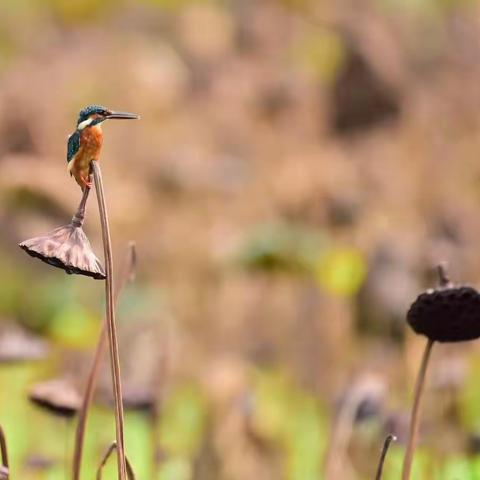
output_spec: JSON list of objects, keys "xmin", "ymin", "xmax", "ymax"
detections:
[{"xmin": 106, "ymin": 111, "xmax": 140, "ymax": 120}]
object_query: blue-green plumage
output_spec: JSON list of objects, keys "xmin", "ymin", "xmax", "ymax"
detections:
[
  {"xmin": 67, "ymin": 131, "xmax": 80, "ymax": 164},
  {"xmin": 77, "ymin": 105, "xmax": 109, "ymax": 126}
]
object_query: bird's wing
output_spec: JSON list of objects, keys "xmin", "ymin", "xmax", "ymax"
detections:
[{"xmin": 67, "ymin": 130, "xmax": 80, "ymax": 164}]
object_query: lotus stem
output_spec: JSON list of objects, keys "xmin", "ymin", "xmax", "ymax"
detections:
[
  {"xmin": 72, "ymin": 242, "xmax": 136, "ymax": 480},
  {"xmin": 437, "ymin": 263, "xmax": 451, "ymax": 288},
  {"xmin": 71, "ymin": 180, "xmax": 91, "ymax": 228},
  {"xmin": 96, "ymin": 442, "xmax": 135, "ymax": 480},
  {"xmin": 92, "ymin": 160, "xmax": 127, "ymax": 480},
  {"xmin": 401, "ymin": 338, "xmax": 434, "ymax": 480},
  {"xmin": 375, "ymin": 434, "xmax": 396, "ymax": 480},
  {"xmin": 0, "ymin": 425, "xmax": 8, "ymax": 469},
  {"xmin": 72, "ymin": 325, "xmax": 105, "ymax": 480},
  {"xmin": 0, "ymin": 425, "xmax": 9, "ymax": 480}
]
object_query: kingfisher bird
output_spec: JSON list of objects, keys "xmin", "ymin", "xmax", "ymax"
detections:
[{"xmin": 67, "ymin": 105, "xmax": 139, "ymax": 190}]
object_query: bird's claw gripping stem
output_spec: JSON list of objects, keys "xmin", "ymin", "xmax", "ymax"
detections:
[{"xmin": 82, "ymin": 178, "xmax": 93, "ymax": 190}]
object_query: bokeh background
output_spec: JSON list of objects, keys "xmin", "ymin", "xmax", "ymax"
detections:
[{"xmin": 2, "ymin": 0, "xmax": 480, "ymax": 478}]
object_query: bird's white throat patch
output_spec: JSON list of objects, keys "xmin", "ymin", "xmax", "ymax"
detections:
[{"xmin": 77, "ymin": 118, "xmax": 93, "ymax": 130}]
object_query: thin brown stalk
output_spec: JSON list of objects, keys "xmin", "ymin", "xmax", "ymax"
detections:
[
  {"xmin": 323, "ymin": 383, "xmax": 364, "ymax": 479},
  {"xmin": 96, "ymin": 442, "xmax": 135, "ymax": 480},
  {"xmin": 72, "ymin": 326, "xmax": 106, "ymax": 480},
  {"xmin": 374, "ymin": 434, "xmax": 396, "ymax": 480},
  {"xmin": 0, "ymin": 425, "xmax": 8, "ymax": 469},
  {"xmin": 401, "ymin": 338, "xmax": 434, "ymax": 480},
  {"xmin": 92, "ymin": 160, "xmax": 127, "ymax": 480},
  {"xmin": 437, "ymin": 262, "xmax": 451, "ymax": 288},
  {"xmin": 72, "ymin": 242, "xmax": 136, "ymax": 480},
  {"xmin": 71, "ymin": 181, "xmax": 91, "ymax": 228}
]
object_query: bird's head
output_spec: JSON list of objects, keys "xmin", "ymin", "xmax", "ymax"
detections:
[{"xmin": 76, "ymin": 105, "xmax": 139, "ymax": 130}]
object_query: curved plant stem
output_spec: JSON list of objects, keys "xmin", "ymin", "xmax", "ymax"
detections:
[
  {"xmin": 0, "ymin": 425, "xmax": 9, "ymax": 469},
  {"xmin": 96, "ymin": 442, "xmax": 135, "ymax": 480},
  {"xmin": 401, "ymin": 338, "xmax": 434, "ymax": 480},
  {"xmin": 71, "ymin": 180, "xmax": 91, "ymax": 228},
  {"xmin": 0, "ymin": 425, "xmax": 9, "ymax": 480},
  {"xmin": 375, "ymin": 434, "xmax": 396, "ymax": 480},
  {"xmin": 72, "ymin": 327, "xmax": 106, "ymax": 480},
  {"xmin": 72, "ymin": 242, "xmax": 136, "ymax": 480},
  {"xmin": 92, "ymin": 160, "xmax": 127, "ymax": 480},
  {"xmin": 323, "ymin": 383, "xmax": 363, "ymax": 479}
]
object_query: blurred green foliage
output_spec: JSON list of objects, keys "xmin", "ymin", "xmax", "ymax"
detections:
[
  {"xmin": 292, "ymin": 29, "xmax": 346, "ymax": 85},
  {"xmin": 237, "ymin": 222, "xmax": 366, "ymax": 296},
  {"xmin": 377, "ymin": 0, "xmax": 477, "ymax": 14},
  {"xmin": 459, "ymin": 356, "xmax": 480, "ymax": 430},
  {"xmin": 139, "ymin": 0, "xmax": 210, "ymax": 10},
  {"xmin": 160, "ymin": 384, "xmax": 207, "ymax": 457},
  {"xmin": 48, "ymin": 302, "xmax": 99, "ymax": 347},
  {"xmin": 236, "ymin": 222, "xmax": 327, "ymax": 274},
  {"xmin": 314, "ymin": 247, "xmax": 366, "ymax": 297},
  {"xmin": 253, "ymin": 369, "xmax": 327, "ymax": 480}
]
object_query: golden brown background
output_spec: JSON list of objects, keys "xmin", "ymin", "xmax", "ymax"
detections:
[{"xmin": 2, "ymin": 0, "xmax": 480, "ymax": 479}]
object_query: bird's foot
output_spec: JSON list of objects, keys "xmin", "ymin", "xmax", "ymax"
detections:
[{"xmin": 81, "ymin": 176, "xmax": 92, "ymax": 190}]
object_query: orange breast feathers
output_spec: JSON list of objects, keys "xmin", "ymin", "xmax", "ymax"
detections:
[{"xmin": 69, "ymin": 126, "xmax": 103, "ymax": 188}]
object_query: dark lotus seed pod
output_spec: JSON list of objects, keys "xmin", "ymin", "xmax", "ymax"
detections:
[{"xmin": 407, "ymin": 286, "xmax": 480, "ymax": 342}]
